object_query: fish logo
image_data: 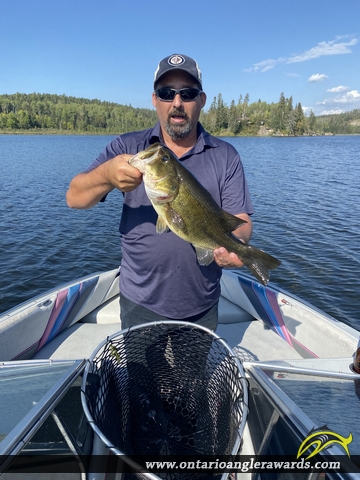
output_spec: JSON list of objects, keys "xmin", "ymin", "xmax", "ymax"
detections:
[{"xmin": 297, "ymin": 426, "xmax": 353, "ymax": 460}]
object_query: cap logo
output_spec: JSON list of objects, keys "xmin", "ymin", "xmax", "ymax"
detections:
[{"xmin": 168, "ymin": 54, "xmax": 185, "ymax": 66}]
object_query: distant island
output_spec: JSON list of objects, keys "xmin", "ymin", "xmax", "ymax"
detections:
[{"xmin": 1, "ymin": 92, "xmax": 359, "ymax": 136}]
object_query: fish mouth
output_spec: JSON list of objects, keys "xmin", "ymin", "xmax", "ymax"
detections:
[{"xmin": 129, "ymin": 144, "xmax": 163, "ymax": 172}]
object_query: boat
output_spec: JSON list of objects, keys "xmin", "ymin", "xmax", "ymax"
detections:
[{"xmin": 1, "ymin": 267, "xmax": 359, "ymax": 479}]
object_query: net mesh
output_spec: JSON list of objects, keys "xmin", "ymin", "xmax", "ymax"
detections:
[{"xmin": 83, "ymin": 321, "xmax": 247, "ymax": 477}]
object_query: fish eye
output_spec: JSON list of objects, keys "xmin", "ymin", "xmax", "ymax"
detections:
[{"xmin": 161, "ymin": 155, "xmax": 169, "ymax": 163}]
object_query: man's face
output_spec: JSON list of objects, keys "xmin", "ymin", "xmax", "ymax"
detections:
[{"xmin": 152, "ymin": 70, "xmax": 206, "ymax": 141}]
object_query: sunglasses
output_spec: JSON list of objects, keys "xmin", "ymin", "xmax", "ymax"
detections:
[{"xmin": 155, "ymin": 87, "xmax": 203, "ymax": 102}]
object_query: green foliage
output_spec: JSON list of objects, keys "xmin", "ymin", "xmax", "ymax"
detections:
[
  {"xmin": 315, "ymin": 109, "xmax": 360, "ymax": 134},
  {"xmin": 0, "ymin": 93, "xmax": 158, "ymax": 134},
  {"xmin": 1, "ymin": 92, "xmax": 359, "ymax": 136},
  {"xmin": 308, "ymin": 110, "xmax": 316, "ymax": 132},
  {"xmin": 200, "ymin": 92, "xmax": 360, "ymax": 136}
]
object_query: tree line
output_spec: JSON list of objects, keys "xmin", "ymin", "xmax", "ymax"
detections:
[
  {"xmin": 200, "ymin": 92, "xmax": 310, "ymax": 136},
  {"xmin": 0, "ymin": 93, "xmax": 157, "ymax": 133},
  {"xmin": 200, "ymin": 92, "xmax": 360, "ymax": 136},
  {"xmin": 313, "ymin": 108, "xmax": 360, "ymax": 135},
  {"xmin": 0, "ymin": 92, "xmax": 359, "ymax": 135}
]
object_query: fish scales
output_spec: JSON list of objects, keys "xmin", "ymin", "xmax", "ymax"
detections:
[
  {"xmin": 130, "ymin": 143, "xmax": 280, "ymax": 285},
  {"xmin": 165, "ymin": 167, "xmax": 242, "ymax": 246}
]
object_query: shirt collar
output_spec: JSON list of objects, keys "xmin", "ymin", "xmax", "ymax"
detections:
[{"xmin": 149, "ymin": 122, "xmax": 162, "ymax": 144}]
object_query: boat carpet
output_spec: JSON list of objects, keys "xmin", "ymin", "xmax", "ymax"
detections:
[
  {"xmin": 31, "ymin": 317, "xmax": 302, "ymax": 363},
  {"xmin": 216, "ymin": 320, "xmax": 304, "ymax": 362},
  {"xmin": 32, "ymin": 323, "xmax": 121, "ymax": 360}
]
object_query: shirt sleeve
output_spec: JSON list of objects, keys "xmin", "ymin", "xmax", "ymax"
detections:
[
  {"xmin": 84, "ymin": 136, "xmax": 127, "ymax": 173},
  {"xmin": 220, "ymin": 147, "xmax": 254, "ymax": 216},
  {"xmin": 81, "ymin": 136, "xmax": 128, "ymax": 203}
]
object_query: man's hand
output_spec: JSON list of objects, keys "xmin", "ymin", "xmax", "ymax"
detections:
[
  {"xmin": 104, "ymin": 154, "xmax": 143, "ymax": 192},
  {"xmin": 214, "ymin": 247, "xmax": 245, "ymax": 268},
  {"xmin": 213, "ymin": 213, "xmax": 252, "ymax": 268}
]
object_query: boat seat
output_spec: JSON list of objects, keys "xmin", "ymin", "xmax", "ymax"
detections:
[
  {"xmin": 32, "ymin": 297, "xmax": 303, "ymax": 362},
  {"xmin": 80, "ymin": 296, "xmax": 121, "ymax": 324},
  {"xmin": 217, "ymin": 320, "xmax": 304, "ymax": 362},
  {"xmin": 218, "ymin": 295, "xmax": 253, "ymax": 324},
  {"xmin": 32, "ymin": 322, "xmax": 121, "ymax": 360}
]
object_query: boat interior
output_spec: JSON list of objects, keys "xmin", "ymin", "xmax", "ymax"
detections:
[{"xmin": 0, "ymin": 268, "xmax": 359, "ymax": 479}]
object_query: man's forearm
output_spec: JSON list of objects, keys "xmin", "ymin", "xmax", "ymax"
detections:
[
  {"xmin": 66, "ymin": 154, "xmax": 143, "ymax": 209},
  {"xmin": 233, "ymin": 213, "xmax": 253, "ymax": 243},
  {"xmin": 66, "ymin": 163, "xmax": 114, "ymax": 209}
]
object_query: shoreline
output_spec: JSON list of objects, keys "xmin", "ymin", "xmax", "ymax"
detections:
[{"xmin": 1, "ymin": 130, "xmax": 357, "ymax": 137}]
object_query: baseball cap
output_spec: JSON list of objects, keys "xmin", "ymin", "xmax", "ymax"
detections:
[{"xmin": 154, "ymin": 54, "xmax": 202, "ymax": 89}]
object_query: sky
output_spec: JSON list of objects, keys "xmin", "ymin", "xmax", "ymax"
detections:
[{"xmin": 1, "ymin": 0, "xmax": 359, "ymax": 116}]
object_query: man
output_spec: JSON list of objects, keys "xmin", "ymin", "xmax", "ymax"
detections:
[{"xmin": 66, "ymin": 54, "xmax": 254, "ymax": 331}]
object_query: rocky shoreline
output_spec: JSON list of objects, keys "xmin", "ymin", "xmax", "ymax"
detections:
[{"xmin": 257, "ymin": 125, "xmax": 335, "ymax": 137}]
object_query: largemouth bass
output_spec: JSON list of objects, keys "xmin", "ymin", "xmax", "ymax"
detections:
[{"xmin": 129, "ymin": 143, "xmax": 280, "ymax": 285}]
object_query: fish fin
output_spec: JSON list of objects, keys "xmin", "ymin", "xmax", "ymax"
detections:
[
  {"xmin": 222, "ymin": 210, "xmax": 247, "ymax": 232},
  {"xmin": 167, "ymin": 206, "xmax": 186, "ymax": 231},
  {"xmin": 158, "ymin": 205, "xmax": 187, "ymax": 233},
  {"xmin": 156, "ymin": 217, "xmax": 169, "ymax": 234},
  {"xmin": 195, "ymin": 247, "xmax": 214, "ymax": 266},
  {"xmin": 241, "ymin": 246, "xmax": 281, "ymax": 285}
]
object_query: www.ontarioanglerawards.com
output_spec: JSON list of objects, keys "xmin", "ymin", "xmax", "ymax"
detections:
[{"xmin": 145, "ymin": 457, "xmax": 341, "ymax": 473}]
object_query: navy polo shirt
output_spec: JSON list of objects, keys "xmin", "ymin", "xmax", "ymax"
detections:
[{"xmin": 86, "ymin": 122, "xmax": 254, "ymax": 319}]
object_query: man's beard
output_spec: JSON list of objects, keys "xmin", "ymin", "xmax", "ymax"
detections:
[{"xmin": 165, "ymin": 109, "xmax": 193, "ymax": 140}]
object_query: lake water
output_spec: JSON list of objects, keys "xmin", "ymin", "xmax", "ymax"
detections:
[{"xmin": 0, "ymin": 134, "xmax": 359, "ymax": 332}]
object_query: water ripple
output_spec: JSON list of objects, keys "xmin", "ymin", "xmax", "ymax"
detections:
[
  {"xmin": 228, "ymin": 136, "xmax": 360, "ymax": 329},
  {"xmin": 0, "ymin": 135, "xmax": 359, "ymax": 331}
]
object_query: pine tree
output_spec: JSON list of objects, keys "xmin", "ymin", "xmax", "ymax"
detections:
[
  {"xmin": 228, "ymin": 100, "xmax": 240, "ymax": 134},
  {"xmin": 215, "ymin": 93, "xmax": 228, "ymax": 131},
  {"xmin": 294, "ymin": 103, "xmax": 305, "ymax": 135},
  {"xmin": 308, "ymin": 110, "xmax": 316, "ymax": 132}
]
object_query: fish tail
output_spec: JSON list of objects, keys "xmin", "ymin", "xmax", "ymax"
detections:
[{"xmin": 241, "ymin": 246, "xmax": 281, "ymax": 286}]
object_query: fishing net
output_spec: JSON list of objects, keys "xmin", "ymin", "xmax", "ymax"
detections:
[{"xmin": 81, "ymin": 321, "xmax": 248, "ymax": 479}]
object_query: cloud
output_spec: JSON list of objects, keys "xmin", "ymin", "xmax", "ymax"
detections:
[
  {"xmin": 333, "ymin": 90, "xmax": 360, "ymax": 104},
  {"xmin": 326, "ymin": 86, "xmax": 349, "ymax": 93},
  {"xmin": 287, "ymin": 37, "xmax": 358, "ymax": 63},
  {"xmin": 320, "ymin": 109, "xmax": 345, "ymax": 115},
  {"xmin": 245, "ymin": 36, "xmax": 358, "ymax": 73},
  {"xmin": 244, "ymin": 58, "xmax": 285, "ymax": 73},
  {"xmin": 308, "ymin": 74, "xmax": 328, "ymax": 82},
  {"xmin": 316, "ymin": 90, "xmax": 360, "ymax": 106},
  {"xmin": 315, "ymin": 89, "xmax": 360, "ymax": 115}
]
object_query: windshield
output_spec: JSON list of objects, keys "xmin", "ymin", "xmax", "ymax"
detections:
[{"xmin": 0, "ymin": 359, "xmax": 85, "ymax": 461}]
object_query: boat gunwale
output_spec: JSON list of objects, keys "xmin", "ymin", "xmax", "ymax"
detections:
[
  {"xmin": 0, "ymin": 268, "xmax": 120, "ymax": 321},
  {"xmin": 244, "ymin": 361, "xmax": 360, "ymax": 380},
  {"xmin": 229, "ymin": 270, "xmax": 357, "ymax": 329},
  {"xmin": 246, "ymin": 364, "xmax": 351, "ymax": 459}
]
